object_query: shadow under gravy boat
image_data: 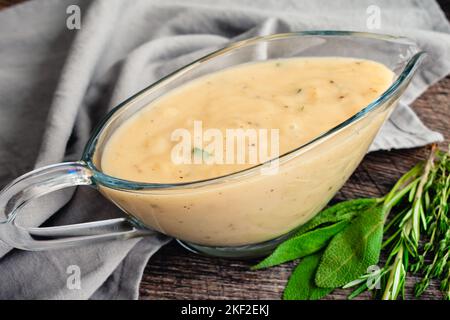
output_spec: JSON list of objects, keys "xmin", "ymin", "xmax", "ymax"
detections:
[{"xmin": 0, "ymin": 31, "xmax": 425, "ymax": 258}]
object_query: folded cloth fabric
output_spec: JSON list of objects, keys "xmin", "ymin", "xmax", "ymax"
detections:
[{"xmin": 0, "ymin": 0, "xmax": 448, "ymax": 299}]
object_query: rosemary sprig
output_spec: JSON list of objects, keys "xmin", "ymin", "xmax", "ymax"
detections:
[
  {"xmin": 412, "ymin": 148, "xmax": 450, "ymax": 299},
  {"xmin": 346, "ymin": 145, "xmax": 450, "ymax": 300}
]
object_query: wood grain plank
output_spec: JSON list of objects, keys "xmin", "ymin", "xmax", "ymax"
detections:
[{"xmin": 0, "ymin": 0, "xmax": 25, "ymax": 10}]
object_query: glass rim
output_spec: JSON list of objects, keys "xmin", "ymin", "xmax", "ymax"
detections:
[{"xmin": 82, "ymin": 30, "xmax": 425, "ymax": 191}]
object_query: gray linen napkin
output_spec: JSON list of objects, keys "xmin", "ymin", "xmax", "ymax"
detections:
[{"xmin": 0, "ymin": 0, "xmax": 449, "ymax": 299}]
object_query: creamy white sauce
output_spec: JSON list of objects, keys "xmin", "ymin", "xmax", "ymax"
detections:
[{"xmin": 98, "ymin": 57, "xmax": 394, "ymax": 246}]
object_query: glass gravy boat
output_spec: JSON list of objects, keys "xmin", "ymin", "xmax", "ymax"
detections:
[{"xmin": 0, "ymin": 31, "xmax": 424, "ymax": 258}]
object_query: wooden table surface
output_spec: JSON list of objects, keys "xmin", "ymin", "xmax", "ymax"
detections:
[{"xmin": 1, "ymin": 0, "xmax": 449, "ymax": 300}]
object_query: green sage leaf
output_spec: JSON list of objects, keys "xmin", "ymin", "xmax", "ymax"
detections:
[
  {"xmin": 283, "ymin": 251, "xmax": 333, "ymax": 300},
  {"xmin": 315, "ymin": 205, "xmax": 385, "ymax": 288},
  {"xmin": 295, "ymin": 198, "xmax": 378, "ymax": 235},
  {"xmin": 252, "ymin": 220, "xmax": 349, "ymax": 270}
]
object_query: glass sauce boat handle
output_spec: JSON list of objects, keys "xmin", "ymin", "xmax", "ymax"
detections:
[{"xmin": 0, "ymin": 162, "xmax": 148, "ymax": 250}]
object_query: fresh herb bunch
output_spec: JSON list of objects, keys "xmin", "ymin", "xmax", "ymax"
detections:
[
  {"xmin": 253, "ymin": 145, "xmax": 449, "ymax": 300},
  {"xmin": 413, "ymin": 148, "xmax": 450, "ymax": 299},
  {"xmin": 346, "ymin": 145, "xmax": 449, "ymax": 300}
]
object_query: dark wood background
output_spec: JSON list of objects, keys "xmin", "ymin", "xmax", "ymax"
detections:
[{"xmin": 1, "ymin": 0, "xmax": 449, "ymax": 300}]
